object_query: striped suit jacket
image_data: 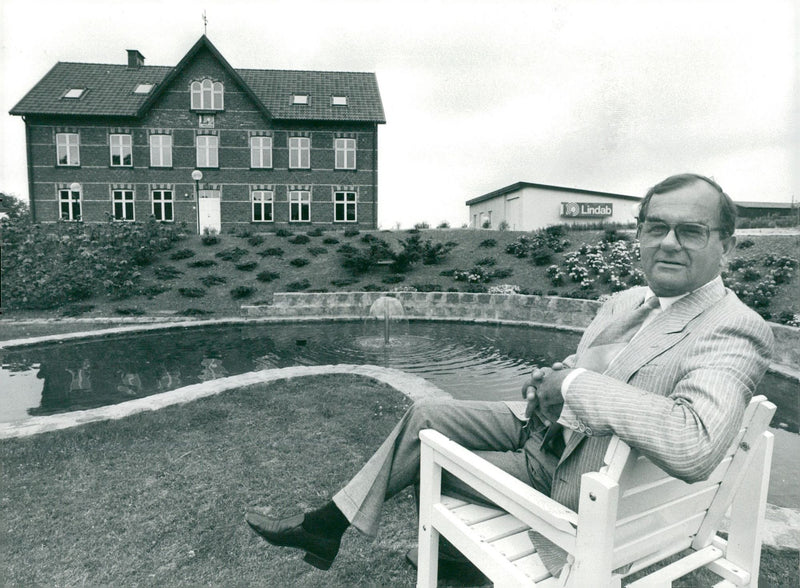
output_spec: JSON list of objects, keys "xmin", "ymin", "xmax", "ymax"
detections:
[{"xmin": 510, "ymin": 277, "xmax": 774, "ymax": 573}]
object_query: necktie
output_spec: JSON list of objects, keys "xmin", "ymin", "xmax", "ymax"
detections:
[{"xmin": 542, "ymin": 296, "xmax": 660, "ymax": 457}]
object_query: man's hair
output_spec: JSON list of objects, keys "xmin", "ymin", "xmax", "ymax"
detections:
[{"xmin": 637, "ymin": 173, "xmax": 737, "ymax": 238}]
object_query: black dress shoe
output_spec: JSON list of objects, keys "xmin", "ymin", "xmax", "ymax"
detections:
[{"xmin": 245, "ymin": 510, "xmax": 340, "ymax": 570}]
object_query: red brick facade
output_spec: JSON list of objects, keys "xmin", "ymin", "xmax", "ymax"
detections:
[{"xmin": 12, "ymin": 37, "xmax": 385, "ymax": 232}]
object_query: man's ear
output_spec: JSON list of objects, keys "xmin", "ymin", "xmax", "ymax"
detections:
[{"xmin": 720, "ymin": 235, "xmax": 736, "ymax": 268}]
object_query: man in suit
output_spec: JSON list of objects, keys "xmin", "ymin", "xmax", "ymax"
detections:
[{"xmin": 245, "ymin": 173, "xmax": 774, "ymax": 574}]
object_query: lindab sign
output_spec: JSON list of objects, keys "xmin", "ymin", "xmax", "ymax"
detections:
[{"xmin": 561, "ymin": 202, "xmax": 613, "ymax": 218}]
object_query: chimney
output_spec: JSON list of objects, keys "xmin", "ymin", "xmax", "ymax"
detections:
[{"xmin": 127, "ymin": 50, "xmax": 145, "ymax": 69}]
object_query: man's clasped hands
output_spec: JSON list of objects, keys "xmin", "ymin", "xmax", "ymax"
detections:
[{"xmin": 521, "ymin": 362, "xmax": 573, "ymax": 426}]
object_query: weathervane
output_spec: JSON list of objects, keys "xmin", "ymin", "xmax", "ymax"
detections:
[{"xmin": 203, "ymin": 10, "xmax": 208, "ymax": 35}]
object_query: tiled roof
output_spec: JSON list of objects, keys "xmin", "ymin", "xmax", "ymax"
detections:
[
  {"xmin": 238, "ymin": 69, "xmax": 384, "ymax": 122},
  {"xmin": 10, "ymin": 36, "xmax": 385, "ymax": 123},
  {"xmin": 9, "ymin": 63, "xmax": 173, "ymax": 117}
]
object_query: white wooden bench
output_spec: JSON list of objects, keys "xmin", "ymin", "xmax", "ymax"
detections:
[{"xmin": 417, "ymin": 395, "xmax": 776, "ymax": 587}]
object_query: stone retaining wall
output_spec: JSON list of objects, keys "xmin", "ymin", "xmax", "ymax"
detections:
[{"xmin": 242, "ymin": 292, "xmax": 800, "ymax": 372}]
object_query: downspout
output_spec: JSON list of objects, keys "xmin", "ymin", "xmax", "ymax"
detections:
[{"xmin": 24, "ymin": 117, "xmax": 36, "ymax": 221}]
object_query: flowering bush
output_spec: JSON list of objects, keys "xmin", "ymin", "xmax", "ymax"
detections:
[
  {"xmin": 1, "ymin": 215, "xmax": 183, "ymax": 309},
  {"xmin": 453, "ymin": 266, "xmax": 491, "ymax": 283},
  {"xmin": 488, "ymin": 284, "xmax": 521, "ymax": 294}
]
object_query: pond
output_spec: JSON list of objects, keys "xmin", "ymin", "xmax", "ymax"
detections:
[{"xmin": 1, "ymin": 320, "xmax": 797, "ymax": 508}]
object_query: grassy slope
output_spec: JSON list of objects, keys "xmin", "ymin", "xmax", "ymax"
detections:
[{"xmin": 5, "ymin": 228, "xmax": 798, "ymax": 322}]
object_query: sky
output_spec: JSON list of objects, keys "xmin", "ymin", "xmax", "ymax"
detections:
[{"xmin": 1, "ymin": 0, "xmax": 796, "ymax": 228}]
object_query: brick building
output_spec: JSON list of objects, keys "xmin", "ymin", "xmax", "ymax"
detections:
[{"xmin": 9, "ymin": 36, "xmax": 386, "ymax": 233}]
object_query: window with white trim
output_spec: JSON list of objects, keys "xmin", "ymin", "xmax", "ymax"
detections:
[
  {"xmin": 190, "ymin": 79, "xmax": 224, "ymax": 110},
  {"xmin": 334, "ymin": 138, "xmax": 356, "ymax": 170},
  {"xmin": 292, "ymin": 94, "xmax": 309, "ymax": 105},
  {"xmin": 110, "ymin": 134, "xmax": 133, "ymax": 167},
  {"xmin": 56, "ymin": 133, "xmax": 80, "ymax": 166},
  {"xmin": 289, "ymin": 191, "xmax": 310, "ymax": 222},
  {"xmin": 152, "ymin": 190, "xmax": 174, "ymax": 222},
  {"xmin": 196, "ymin": 135, "xmax": 219, "ymax": 168},
  {"xmin": 112, "ymin": 190, "xmax": 135, "ymax": 221},
  {"xmin": 63, "ymin": 88, "xmax": 85, "ymax": 99},
  {"xmin": 251, "ymin": 191, "xmax": 274, "ymax": 222},
  {"xmin": 250, "ymin": 136, "xmax": 273, "ymax": 168},
  {"xmin": 334, "ymin": 191, "xmax": 357, "ymax": 222},
  {"xmin": 331, "ymin": 95, "xmax": 347, "ymax": 106},
  {"xmin": 149, "ymin": 134, "xmax": 172, "ymax": 167},
  {"xmin": 59, "ymin": 188, "xmax": 81, "ymax": 220},
  {"xmin": 134, "ymin": 83, "xmax": 154, "ymax": 94},
  {"xmin": 289, "ymin": 137, "xmax": 310, "ymax": 169}
]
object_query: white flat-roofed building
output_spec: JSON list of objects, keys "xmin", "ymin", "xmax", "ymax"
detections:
[{"xmin": 466, "ymin": 181, "xmax": 641, "ymax": 230}]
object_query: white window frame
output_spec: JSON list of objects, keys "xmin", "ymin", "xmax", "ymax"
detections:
[
  {"xmin": 289, "ymin": 137, "xmax": 310, "ymax": 169},
  {"xmin": 251, "ymin": 190, "xmax": 274, "ymax": 222},
  {"xmin": 59, "ymin": 188, "xmax": 81, "ymax": 221},
  {"xmin": 334, "ymin": 138, "xmax": 356, "ymax": 170},
  {"xmin": 134, "ymin": 83, "xmax": 154, "ymax": 94},
  {"xmin": 331, "ymin": 95, "xmax": 347, "ymax": 106},
  {"xmin": 112, "ymin": 190, "xmax": 135, "ymax": 221},
  {"xmin": 149, "ymin": 134, "xmax": 172, "ymax": 167},
  {"xmin": 63, "ymin": 88, "xmax": 85, "ymax": 99},
  {"xmin": 110, "ymin": 134, "xmax": 133, "ymax": 167},
  {"xmin": 191, "ymin": 79, "xmax": 224, "ymax": 110},
  {"xmin": 250, "ymin": 136, "xmax": 273, "ymax": 169},
  {"xmin": 334, "ymin": 191, "xmax": 357, "ymax": 223},
  {"xmin": 196, "ymin": 135, "xmax": 219, "ymax": 168},
  {"xmin": 289, "ymin": 190, "xmax": 311, "ymax": 222},
  {"xmin": 151, "ymin": 190, "xmax": 174, "ymax": 222},
  {"xmin": 292, "ymin": 94, "xmax": 309, "ymax": 105},
  {"xmin": 56, "ymin": 133, "xmax": 80, "ymax": 166}
]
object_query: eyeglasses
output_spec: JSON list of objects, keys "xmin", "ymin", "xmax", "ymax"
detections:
[{"xmin": 637, "ymin": 221, "xmax": 724, "ymax": 250}]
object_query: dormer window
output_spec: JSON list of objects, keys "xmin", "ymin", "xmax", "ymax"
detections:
[
  {"xmin": 134, "ymin": 83, "xmax": 154, "ymax": 94},
  {"xmin": 63, "ymin": 88, "xmax": 86, "ymax": 99},
  {"xmin": 292, "ymin": 94, "xmax": 309, "ymax": 105},
  {"xmin": 331, "ymin": 96, "xmax": 347, "ymax": 106},
  {"xmin": 190, "ymin": 79, "xmax": 224, "ymax": 110}
]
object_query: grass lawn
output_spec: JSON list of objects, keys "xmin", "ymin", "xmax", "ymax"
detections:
[{"xmin": 2, "ymin": 372, "xmax": 797, "ymax": 587}]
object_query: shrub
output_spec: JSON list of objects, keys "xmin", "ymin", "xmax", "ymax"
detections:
[
  {"xmin": 307, "ymin": 246, "xmax": 328, "ymax": 256},
  {"xmin": 437, "ymin": 221, "xmax": 451, "ymax": 229},
  {"xmin": 737, "ymin": 239, "xmax": 755, "ymax": 249},
  {"xmin": 256, "ymin": 271, "xmax": 280, "ymax": 282},
  {"xmin": 178, "ymin": 287, "xmax": 206, "ymax": 298},
  {"xmin": 338, "ymin": 239, "xmax": 393, "ymax": 274},
  {"xmin": 343, "ymin": 227, "xmax": 360, "ymax": 237},
  {"xmin": 498, "ymin": 221, "xmax": 510, "ymax": 231},
  {"xmin": 235, "ymin": 227, "xmax": 253, "ymax": 239},
  {"xmin": 476, "ymin": 257, "xmax": 496, "ymax": 267},
  {"xmin": 139, "ymin": 283, "xmax": 171, "ymax": 297},
  {"xmin": 62, "ymin": 304, "xmax": 95, "ymax": 317},
  {"xmin": 488, "ymin": 284, "xmax": 520, "ymax": 294},
  {"xmin": 307, "ymin": 227, "xmax": 325, "ymax": 237},
  {"xmin": 288, "ymin": 234, "xmax": 311, "ymax": 245},
  {"xmin": 412, "ymin": 284, "xmax": 443, "ymax": 292},
  {"xmin": 247, "ymin": 235, "xmax": 265, "ymax": 247},
  {"xmin": 322, "ymin": 237, "xmax": 340, "ymax": 245},
  {"xmin": 530, "ymin": 246, "xmax": 554, "ymax": 266},
  {"xmin": 170, "ymin": 248, "xmax": 195, "ymax": 260},
  {"xmin": 115, "ymin": 307, "xmax": 145, "ymax": 316},
  {"xmin": 290, "ymin": 257, "xmax": 310, "ymax": 267},
  {"xmin": 188, "ymin": 259, "xmax": 217, "ymax": 268},
  {"xmin": 479, "ymin": 239, "xmax": 497, "ymax": 248},
  {"xmin": 453, "ymin": 266, "xmax": 491, "ymax": 283},
  {"xmin": 201, "ymin": 229, "xmax": 220, "ymax": 245},
  {"xmin": 179, "ymin": 308, "xmax": 214, "ymax": 316},
  {"xmin": 275, "ymin": 228, "xmax": 293, "ymax": 237},
  {"xmin": 154, "ymin": 265, "xmax": 184, "ymax": 280},
  {"xmin": 216, "ymin": 247, "xmax": 249, "ymax": 262},
  {"xmin": 414, "ymin": 222, "xmax": 430, "ymax": 229},
  {"xmin": 259, "ymin": 247, "xmax": 284, "ymax": 257},
  {"xmin": 331, "ymin": 278, "xmax": 358, "ymax": 287},
  {"xmin": 198, "ymin": 275, "xmax": 227, "ymax": 287},
  {"xmin": 382, "ymin": 274, "xmax": 406, "ymax": 284},
  {"xmin": 362, "ymin": 283, "xmax": 383, "ymax": 291},
  {"xmin": 235, "ymin": 260, "xmax": 258, "ymax": 271},
  {"xmin": 230, "ymin": 286, "xmax": 256, "ymax": 299},
  {"xmin": 285, "ymin": 279, "xmax": 311, "ymax": 291}
]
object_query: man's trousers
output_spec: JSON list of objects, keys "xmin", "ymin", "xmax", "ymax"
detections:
[{"xmin": 333, "ymin": 398, "xmax": 559, "ymax": 537}]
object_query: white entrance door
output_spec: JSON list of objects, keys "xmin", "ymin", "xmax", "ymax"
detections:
[{"xmin": 198, "ymin": 190, "xmax": 221, "ymax": 234}]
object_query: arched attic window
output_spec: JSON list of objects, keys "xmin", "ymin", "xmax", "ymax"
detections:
[{"xmin": 190, "ymin": 79, "xmax": 224, "ymax": 110}]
